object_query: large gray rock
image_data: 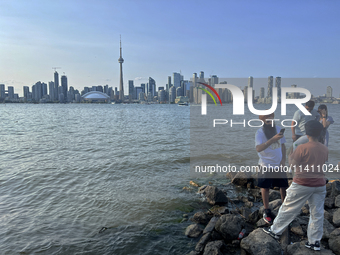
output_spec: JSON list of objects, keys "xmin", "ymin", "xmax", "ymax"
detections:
[
  {"xmin": 335, "ymin": 195, "xmax": 340, "ymax": 208},
  {"xmin": 331, "ymin": 181, "xmax": 340, "ymax": 198},
  {"xmin": 325, "ymin": 197, "xmax": 335, "ymax": 209},
  {"xmin": 325, "ymin": 210, "xmax": 333, "ymax": 222},
  {"xmin": 329, "ymin": 228, "xmax": 340, "ymax": 255},
  {"xmin": 231, "ymin": 171, "xmax": 253, "ymax": 187},
  {"xmin": 203, "ymin": 216, "xmax": 219, "ymax": 234},
  {"xmin": 247, "ymin": 209, "xmax": 259, "ymax": 224},
  {"xmin": 185, "ymin": 224, "xmax": 203, "ymax": 238},
  {"xmin": 269, "ymin": 190, "xmax": 281, "ymax": 201},
  {"xmin": 291, "ymin": 220, "xmax": 305, "ymax": 236},
  {"xmin": 201, "ymin": 186, "xmax": 228, "ymax": 205},
  {"xmin": 191, "ymin": 211, "xmax": 212, "ymax": 225},
  {"xmin": 333, "ymin": 208, "xmax": 340, "ymax": 227},
  {"xmin": 240, "ymin": 228, "xmax": 282, "ymax": 255},
  {"xmin": 286, "ymin": 241, "xmax": 335, "ymax": 255},
  {"xmin": 215, "ymin": 214, "xmax": 245, "ymax": 241},
  {"xmin": 324, "ymin": 218, "xmax": 336, "ymax": 240},
  {"xmin": 203, "ymin": 240, "xmax": 224, "ymax": 255},
  {"xmin": 195, "ymin": 233, "xmax": 211, "ymax": 253}
]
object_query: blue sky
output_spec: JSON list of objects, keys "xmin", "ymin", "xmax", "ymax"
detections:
[{"xmin": 0, "ymin": 0, "xmax": 339, "ymax": 97}]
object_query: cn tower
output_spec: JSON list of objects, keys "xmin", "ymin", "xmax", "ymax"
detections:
[{"xmin": 118, "ymin": 35, "xmax": 124, "ymax": 101}]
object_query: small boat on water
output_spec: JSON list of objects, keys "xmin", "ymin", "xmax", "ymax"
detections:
[{"xmin": 178, "ymin": 102, "xmax": 189, "ymax": 106}]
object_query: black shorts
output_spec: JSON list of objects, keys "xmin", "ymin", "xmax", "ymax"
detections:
[
  {"xmin": 257, "ymin": 177, "xmax": 289, "ymax": 189},
  {"xmin": 257, "ymin": 165, "xmax": 289, "ymax": 189}
]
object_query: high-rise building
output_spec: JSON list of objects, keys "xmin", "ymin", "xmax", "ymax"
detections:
[
  {"xmin": 42, "ymin": 82, "xmax": 47, "ymax": 97},
  {"xmin": 104, "ymin": 85, "xmax": 109, "ymax": 95},
  {"xmin": 173, "ymin": 72, "xmax": 181, "ymax": 88},
  {"xmin": 291, "ymin": 84, "xmax": 299, "ymax": 98},
  {"xmin": 0, "ymin": 84, "xmax": 5, "ymax": 98},
  {"xmin": 275, "ymin": 77, "xmax": 281, "ymax": 98},
  {"xmin": 158, "ymin": 90, "xmax": 165, "ymax": 102},
  {"xmin": 8, "ymin": 86, "xmax": 14, "ymax": 99},
  {"xmin": 248, "ymin": 76, "xmax": 253, "ymax": 88},
  {"xmin": 118, "ymin": 36, "xmax": 124, "ymax": 101},
  {"xmin": 167, "ymin": 76, "xmax": 171, "ymax": 92},
  {"xmin": 128, "ymin": 80, "xmax": 134, "ymax": 99},
  {"xmin": 141, "ymin": 84, "xmax": 146, "ymax": 93},
  {"xmin": 327, "ymin": 86, "xmax": 332, "ymax": 98},
  {"xmin": 23, "ymin": 86, "xmax": 30, "ymax": 99},
  {"xmin": 169, "ymin": 86, "xmax": 176, "ymax": 103},
  {"xmin": 267, "ymin": 76, "xmax": 273, "ymax": 98},
  {"xmin": 61, "ymin": 75, "xmax": 68, "ymax": 102},
  {"xmin": 148, "ymin": 77, "xmax": 156, "ymax": 96},
  {"xmin": 199, "ymin": 71, "xmax": 204, "ymax": 79},
  {"xmin": 54, "ymin": 71, "xmax": 59, "ymax": 101},
  {"xmin": 176, "ymin": 87, "xmax": 182, "ymax": 97},
  {"xmin": 135, "ymin": 87, "xmax": 143, "ymax": 100},
  {"xmin": 97, "ymin": 85, "xmax": 103, "ymax": 92},
  {"xmin": 260, "ymin": 87, "xmax": 265, "ymax": 99},
  {"xmin": 211, "ymin": 75, "xmax": 218, "ymax": 87},
  {"xmin": 48, "ymin": 82, "xmax": 54, "ymax": 101}
]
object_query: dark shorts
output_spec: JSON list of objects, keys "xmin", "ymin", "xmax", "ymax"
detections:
[
  {"xmin": 257, "ymin": 177, "xmax": 289, "ymax": 189},
  {"xmin": 257, "ymin": 165, "xmax": 289, "ymax": 189}
]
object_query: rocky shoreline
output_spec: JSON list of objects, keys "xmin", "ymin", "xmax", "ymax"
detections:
[{"xmin": 183, "ymin": 173, "xmax": 340, "ymax": 255}]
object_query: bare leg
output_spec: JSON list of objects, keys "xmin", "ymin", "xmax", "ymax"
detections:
[
  {"xmin": 261, "ymin": 188, "xmax": 270, "ymax": 209},
  {"xmin": 280, "ymin": 187, "xmax": 287, "ymax": 202}
]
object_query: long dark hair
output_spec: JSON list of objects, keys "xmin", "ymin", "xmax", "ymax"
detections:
[{"xmin": 318, "ymin": 104, "xmax": 328, "ymax": 118}]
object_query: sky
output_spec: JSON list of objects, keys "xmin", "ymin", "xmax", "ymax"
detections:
[{"xmin": 0, "ymin": 0, "xmax": 339, "ymax": 97}]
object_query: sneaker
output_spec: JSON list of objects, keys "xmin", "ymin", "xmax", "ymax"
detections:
[
  {"xmin": 305, "ymin": 241, "xmax": 321, "ymax": 251},
  {"xmin": 263, "ymin": 227, "xmax": 280, "ymax": 240},
  {"xmin": 263, "ymin": 209, "xmax": 273, "ymax": 224}
]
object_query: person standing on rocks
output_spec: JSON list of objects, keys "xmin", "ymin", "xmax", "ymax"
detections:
[
  {"xmin": 291, "ymin": 100, "xmax": 320, "ymax": 142},
  {"xmin": 263, "ymin": 120, "xmax": 328, "ymax": 251},
  {"xmin": 255, "ymin": 113, "xmax": 288, "ymax": 225}
]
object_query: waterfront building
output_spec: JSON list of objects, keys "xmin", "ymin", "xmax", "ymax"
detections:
[
  {"xmin": 158, "ymin": 86, "xmax": 164, "ymax": 91},
  {"xmin": 158, "ymin": 90, "xmax": 165, "ymax": 102},
  {"xmin": 23, "ymin": 86, "xmax": 30, "ymax": 99},
  {"xmin": 260, "ymin": 87, "xmax": 265, "ymax": 99},
  {"xmin": 54, "ymin": 71, "xmax": 59, "ymax": 101},
  {"xmin": 166, "ymin": 76, "xmax": 171, "ymax": 92},
  {"xmin": 176, "ymin": 87, "xmax": 182, "ymax": 97},
  {"xmin": 290, "ymin": 84, "xmax": 299, "ymax": 98},
  {"xmin": 128, "ymin": 80, "xmax": 134, "ymax": 99},
  {"xmin": 141, "ymin": 84, "xmax": 146, "ymax": 93},
  {"xmin": 48, "ymin": 82, "xmax": 54, "ymax": 101},
  {"xmin": 173, "ymin": 72, "xmax": 181, "ymax": 88},
  {"xmin": 169, "ymin": 86, "xmax": 176, "ymax": 103},
  {"xmin": 0, "ymin": 84, "xmax": 5, "ymax": 98},
  {"xmin": 275, "ymin": 77, "xmax": 281, "ymax": 98},
  {"xmin": 7, "ymin": 86, "xmax": 14, "ymax": 99},
  {"xmin": 148, "ymin": 77, "xmax": 156, "ymax": 96},
  {"xmin": 248, "ymin": 76, "xmax": 253, "ymax": 88},
  {"xmin": 199, "ymin": 71, "xmax": 204, "ymax": 79},
  {"xmin": 211, "ymin": 75, "xmax": 218, "ymax": 87},
  {"xmin": 327, "ymin": 86, "xmax": 332, "ymax": 98},
  {"xmin": 104, "ymin": 85, "xmax": 109, "ymax": 95},
  {"xmin": 97, "ymin": 85, "xmax": 103, "ymax": 92},
  {"xmin": 118, "ymin": 37, "xmax": 124, "ymax": 101},
  {"xmin": 61, "ymin": 75, "xmax": 68, "ymax": 102},
  {"xmin": 42, "ymin": 82, "xmax": 47, "ymax": 98},
  {"xmin": 82, "ymin": 91, "xmax": 110, "ymax": 103},
  {"xmin": 138, "ymin": 92, "xmax": 145, "ymax": 101},
  {"xmin": 267, "ymin": 76, "xmax": 273, "ymax": 98},
  {"xmin": 135, "ymin": 87, "xmax": 143, "ymax": 100}
]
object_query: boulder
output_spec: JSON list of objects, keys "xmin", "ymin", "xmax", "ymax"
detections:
[
  {"xmin": 240, "ymin": 228, "xmax": 282, "ymax": 255},
  {"xmin": 209, "ymin": 205, "xmax": 229, "ymax": 215},
  {"xmin": 327, "ymin": 183, "xmax": 333, "ymax": 197},
  {"xmin": 256, "ymin": 218, "xmax": 268, "ymax": 228},
  {"xmin": 247, "ymin": 209, "xmax": 259, "ymax": 224},
  {"xmin": 286, "ymin": 241, "xmax": 335, "ymax": 255},
  {"xmin": 290, "ymin": 220, "xmax": 305, "ymax": 236},
  {"xmin": 203, "ymin": 240, "xmax": 224, "ymax": 255},
  {"xmin": 195, "ymin": 233, "xmax": 211, "ymax": 253},
  {"xmin": 185, "ymin": 224, "xmax": 203, "ymax": 238},
  {"xmin": 329, "ymin": 228, "xmax": 340, "ymax": 255},
  {"xmin": 300, "ymin": 203, "xmax": 310, "ymax": 216},
  {"xmin": 187, "ymin": 251, "xmax": 200, "ymax": 255},
  {"xmin": 191, "ymin": 211, "xmax": 212, "ymax": 225},
  {"xmin": 203, "ymin": 216, "xmax": 219, "ymax": 234},
  {"xmin": 335, "ymin": 195, "xmax": 340, "ymax": 208},
  {"xmin": 215, "ymin": 214, "xmax": 245, "ymax": 241},
  {"xmin": 323, "ymin": 218, "xmax": 336, "ymax": 240},
  {"xmin": 325, "ymin": 197, "xmax": 335, "ymax": 209},
  {"xmin": 325, "ymin": 210, "xmax": 333, "ymax": 222},
  {"xmin": 226, "ymin": 171, "xmax": 238, "ymax": 180},
  {"xmin": 333, "ymin": 208, "xmax": 340, "ymax": 227},
  {"xmin": 201, "ymin": 186, "xmax": 228, "ymax": 205},
  {"xmin": 331, "ymin": 181, "xmax": 340, "ymax": 198},
  {"xmin": 241, "ymin": 207, "xmax": 252, "ymax": 219},
  {"xmin": 269, "ymin": 190, "xmax": 281, "ymax": 201},
  {"xmin": 231, "ymin": 171, "xmax": 253, "ymax": 187},
  {"xmin": 198, "ymin": 185, "xmax": 208, "ymax": 194}
]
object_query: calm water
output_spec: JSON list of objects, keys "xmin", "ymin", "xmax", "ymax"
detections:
[{"xmin": 0, "ymin": 103, "xmax": 339, "ymax": 254}]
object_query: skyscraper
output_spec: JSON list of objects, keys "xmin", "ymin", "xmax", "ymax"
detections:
[
  {"xmin": 248, "ymin": 76, "xmax": 253, "ymax": 88},
  {"xmin": 275, "ymin": 77, "xmax": 281, "ymax": 98},
  {"xmin": 118, "ymin": 36, "xmax": 124, "ymax": 101},
  {"xmin": 61, "ymin": 75, "xmax": 68, "ymax": 102},
  {"xmin": 327, "ymin": 86, "xmax": 332, "ymax": 98},
  {"xmin": 54, "ymin": 71, "xmax": 59, "ymax": 101},
  {"xmin": 148, "ymin": 77, "xmax": 156, "ymax": 96},
  {"xmin": 128, "ymin": 80, "xmax": 134, "ymax": 99},
  {"xmin": 0, "ymin": 84, "xmax": 5, "ymax": 98},
  {"xmin": 267, "ymin": 76, "xmax": 273, "ymax": 98},
  {"xmin": 23, "ymin": 86, "xmax": 30, "ymax": 99},
  {"xmin": 49, "ymin": 81, "xmax": 54, "ymax": 101},
  {"xmin": 173, "ymin": 72, "xmax": 181, "ymax": 88}
]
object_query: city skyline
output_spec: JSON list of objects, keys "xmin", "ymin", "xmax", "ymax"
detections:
[{"xmin": 1, "ymin": 1, "xmax": 340, "ymax": 97}]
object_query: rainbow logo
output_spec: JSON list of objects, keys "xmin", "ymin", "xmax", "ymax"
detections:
[{"xmin": 198, "ymin": 82, "xmax": 223, "ymax": 106}]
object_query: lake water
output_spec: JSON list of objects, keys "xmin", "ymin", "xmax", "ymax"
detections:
[{"xmin": 0, "ymin": 103, "xmax": 339, "ymax": 254}]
